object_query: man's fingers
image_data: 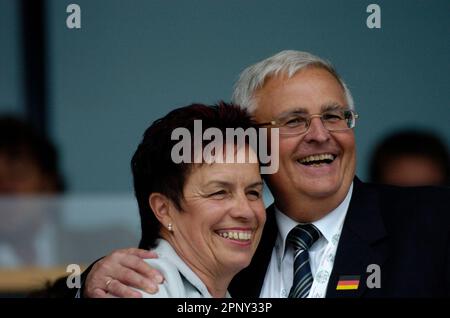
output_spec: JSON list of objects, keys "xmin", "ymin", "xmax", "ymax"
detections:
[
  {"xmin": 115, "ymin": 267, "xmax": 159, "ymax": 295},
  {"xmin": 122, "ymin": 248, "xmax": 158, "ymax": 259},
  {"xmin": 148, "ymin": 268, "xmax": 164, "ymax": 284},
  {"xmin": 90, "ymin": 288, "xmax": 117, "ymax": 298},
  {"xmin": 120, "ymin": 254, "xmax": 164, "ymax": 284},
  {"xmin": 83, "ymin": 247, "xmax": 161, "ymax": 298},
  {"xmin": 107, "ymin": 279, "xmax": 143, "ymax": 298}
]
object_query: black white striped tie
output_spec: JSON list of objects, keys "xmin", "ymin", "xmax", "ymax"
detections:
[{"xmin": 287, "ymin": 223, "xmax": 322, "ymax": 298}]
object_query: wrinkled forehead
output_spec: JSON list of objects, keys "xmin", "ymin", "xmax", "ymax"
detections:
[
  {"xmin": 253, "ymin": 67, "xmax": 347, "ymax": 119},
  {"xmin": 187, "ymin": 144, "xmax": 262, "ymax": 187}
]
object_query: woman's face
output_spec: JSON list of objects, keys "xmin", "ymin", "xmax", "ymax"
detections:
[{"xmin": 167, "ymin": 160, "xmax": 266, "ymax": 277}]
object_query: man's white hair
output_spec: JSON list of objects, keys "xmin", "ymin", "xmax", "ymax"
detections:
[{"xmin": 231, "ymin": 50, "xmax": 354, "ymax": 114}]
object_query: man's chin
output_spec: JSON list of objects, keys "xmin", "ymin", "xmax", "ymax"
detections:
[{"xmin": 297, "ymin": 180, "xmax": 343, "ymax": 199}]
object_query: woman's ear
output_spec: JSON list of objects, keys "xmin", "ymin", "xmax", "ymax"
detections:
[{"xmin": 148, "ymin": 193, "xmax": 172, "ymax": 225}]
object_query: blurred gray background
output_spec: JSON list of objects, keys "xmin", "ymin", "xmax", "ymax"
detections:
[{"xmin": 1, "ymin": 0, "xmax": 449, "ymax": 194}]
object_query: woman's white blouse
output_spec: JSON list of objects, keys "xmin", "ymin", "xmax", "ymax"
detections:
[{"xmin": 137, "ymin": 239, "xmax": 231, "ymax": 298}]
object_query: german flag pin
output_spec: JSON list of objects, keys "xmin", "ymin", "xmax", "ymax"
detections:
[{"xmin": 336, "ymin": 275, "xmax": 360, "ymax": 290}]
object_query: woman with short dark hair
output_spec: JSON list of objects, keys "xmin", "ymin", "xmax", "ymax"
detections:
[{"xmin": 130, "ymin": 102, "xmax": 266, "ymax": 297}]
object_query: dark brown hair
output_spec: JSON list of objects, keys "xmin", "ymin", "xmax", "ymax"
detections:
[{"xmin": 132, "ymin": 102, "xmax": 256, "ymax": 249}]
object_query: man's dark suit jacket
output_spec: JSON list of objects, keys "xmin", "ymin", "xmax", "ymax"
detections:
[
  {"xmin": 53, "ymin": 177, "xmax": 450, "ymax": 298},
  {"xmin": 229, "ymin": 177, "xmax": 450, "ymax": 297}
]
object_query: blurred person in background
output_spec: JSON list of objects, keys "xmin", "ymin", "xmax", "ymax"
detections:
[
  {"xmin": 0, "ymin": 115, "xmax": 65, "ymax": 194},
  {"xmin": 0, "ymin": 115, "xmax": 137, "ymax": 297},
  {"xmin": 369, "ymin": 130, "xmax": 450, "ymax": 187},
  {"xmin": 0, "ymin": 115, "xmax": 65, "ymax": 266}
]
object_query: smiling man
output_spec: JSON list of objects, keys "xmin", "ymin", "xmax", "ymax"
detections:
[
  {"xmin": 250, "ymin": 67, "xmax": 356, "ymax": 223},
  {"xmin": 73, "ymin": 51, "xmax": 450, "ymax": 298}
]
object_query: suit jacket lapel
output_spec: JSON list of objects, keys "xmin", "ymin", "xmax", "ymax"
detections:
[
  {"xmin": 230, "ymin": 178, "xmax": 389, "ymax": 298},
  {"xmin": 326, "ymin": 177, "xmax": 388, "ymax": 298},
  {"xmin": 229, "ymin": 205, "xmax": 278, "ymax": 297}
]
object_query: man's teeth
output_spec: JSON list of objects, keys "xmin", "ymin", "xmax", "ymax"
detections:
[
  {"xmin": 218, "ymin": 231, "xmax": 252, "ymax": 241},
  {"xmin": 299, "ymin": 153, "xmax": 335, "ymax": 164}
]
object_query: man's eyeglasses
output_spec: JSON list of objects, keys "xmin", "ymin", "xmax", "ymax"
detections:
[{"xmin": 258, "ymin": 109, "xmax": 359, "ymax": 135}]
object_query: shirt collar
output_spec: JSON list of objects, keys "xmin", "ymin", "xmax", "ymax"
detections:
[
  {"xmin": 155, "ymin": 239, "xmax": 215, "ymax": 297},
  {"xmin": 274, "ymin": 182, "xmax": 353, "ymax": 261}
]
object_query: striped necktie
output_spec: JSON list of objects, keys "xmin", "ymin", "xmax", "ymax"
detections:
[{"xmin": 287, "ymin": 223, "xmax": 322, "ymax": 298}]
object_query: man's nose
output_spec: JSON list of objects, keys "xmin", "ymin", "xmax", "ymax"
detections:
[{"xmin": 303, "ymin": 117, "xmax": 330, "ymax": 143}]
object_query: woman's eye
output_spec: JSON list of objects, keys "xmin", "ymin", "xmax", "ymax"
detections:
[{"xmin": 209, "ymin": 190, "xmax": 227, "ymax": 198}]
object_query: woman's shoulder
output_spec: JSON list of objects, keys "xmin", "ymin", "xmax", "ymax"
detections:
[
  {"xmin": 138, "ymin": 258, "xmax": 185, "ymax": 298},
  {"xmin": 136, "ymin": 240, "xmax": 207, "ymax": 298}
]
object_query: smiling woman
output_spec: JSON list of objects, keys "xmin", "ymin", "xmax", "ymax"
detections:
[{"xmin": 130, "ymin": 102, "xmax": 266, "ymax": 298}]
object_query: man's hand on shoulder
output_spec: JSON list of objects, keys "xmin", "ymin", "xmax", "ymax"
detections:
[{"xmin": 84, "ymin": 248, "xmax": 164, "ymax": 298}]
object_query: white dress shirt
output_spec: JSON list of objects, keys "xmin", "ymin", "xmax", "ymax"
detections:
[{"xmin": 259, "ymin": 183, "xmax": 353, "ymax": 298}]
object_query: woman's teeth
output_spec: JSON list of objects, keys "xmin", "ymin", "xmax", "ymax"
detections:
[{"xmin": 217, "ymin": 231, "xmax": 252, "ymax": 241}]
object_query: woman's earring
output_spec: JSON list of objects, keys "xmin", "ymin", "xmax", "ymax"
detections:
[{"xmin": 168, "ymin": 223, "xmax": 173, "ymax": 232}]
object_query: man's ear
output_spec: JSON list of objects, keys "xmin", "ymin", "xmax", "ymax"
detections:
[{"xmin": 148, "ymin": 193, "xmax": 172, "ymax": 225}]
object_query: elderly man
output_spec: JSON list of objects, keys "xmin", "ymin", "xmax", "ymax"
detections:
[{"xmin": 75, "ymin": 51, "xmax": 450, "ymax": 298}]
